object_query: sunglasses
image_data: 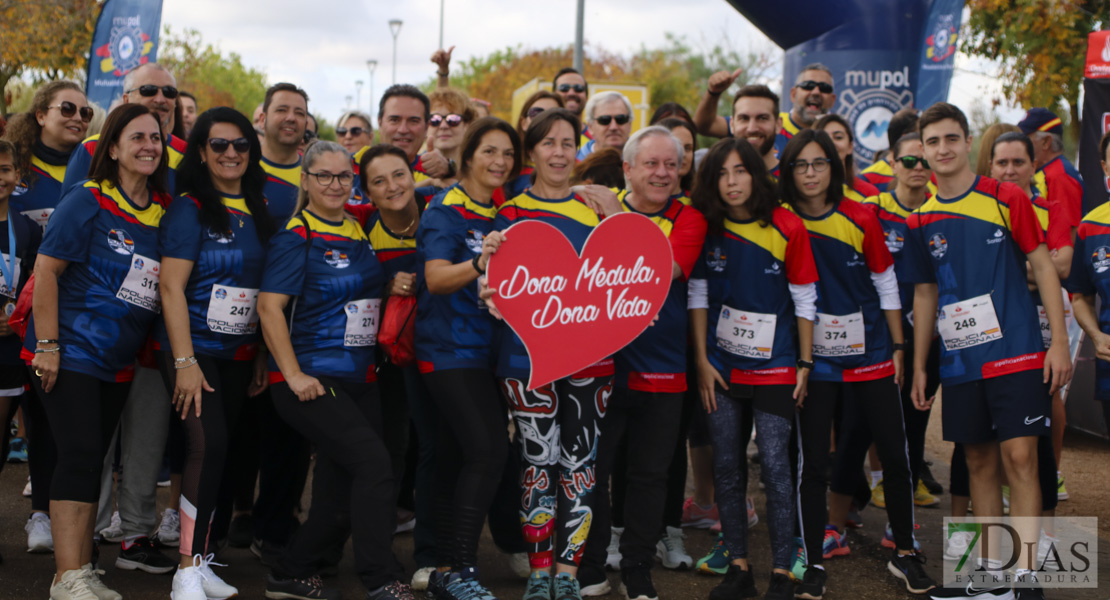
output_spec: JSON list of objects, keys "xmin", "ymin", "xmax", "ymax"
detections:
[
  {"xmin": 48, "ymin": 101, "xmax": 94, "ymax": 123},
  {"xmin": 557, "ymin": 83, "xmax": 586, "ymax": 93},
  {"xmin": 303, "ymin": 130, "xmax": 318, "ymax": 143},
  {"xmin": 336, "ymin": 126, "xmax": 368, "ymax": 137},
  {"xmin": 796, "ymin": 80, "xmax": 834, "ymax": 94},
  {"xmin": 897, "ymin": 156, "xmax": 930, "ymax": 169},
  {"xmin": 126, "ymin": 84, "xmax": 179, "ymax": 99},
  {"xmin": 429, "ymin": 114, "xmax": 464, "ymax": 128},
  {"xmin": 526, "ymin": 106, "xmax": 547, "ymax": 119},
  {"xmin": 207, "ymin": 137, "xmax": 251, "ymax": 154},
  {"xmin": 594, "ymin": 114, "xmax": 630, "ymax": 126}
]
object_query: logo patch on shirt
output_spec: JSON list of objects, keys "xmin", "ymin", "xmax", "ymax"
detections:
[
  {"xmin": 107, "ymin": 229, "xmax": 135, "ymax": 255},
  {"xmin": 764, "ymin": 262, "xmax": 782, "ymax": 275},
  {"xmin": 206, "ymin": 227, "xmax": 234, "ymax": 243},
  {"xmin": 465, "ymin": 229, "xmax": 484, "ymax": 254},
  {"xmin": 214, "ymin": 288, "xmax": 228, "ymax": 300},
  {"xmin": 707, "ymin": 247, "xmax": 727, "ymax": 272},
  {"xmin": 1093, "ymin": 246, "xmax": 1110, "ymax": 273},
  {"xmin": 986, "ymin": 228, "xmax": 1005, "ymax": 245},
  {"xmin": 846, "ymin": 252, "xmax": 866, "ymax": 267},
  {"xmin": 324, "ymin": 249, "xmax": 350, "ymax": 269},
  {"xmin": 929, "ymin": 233, "xmax": 948, "ymax": 259},
  {"xmin": 884, "ymin": 228, "xmax": 904, "ymax": 253}
]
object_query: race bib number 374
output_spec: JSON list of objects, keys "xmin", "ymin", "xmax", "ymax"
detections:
[{"xmin": 813, "ymin": 311, "xmax": 865, "ymax": 357}]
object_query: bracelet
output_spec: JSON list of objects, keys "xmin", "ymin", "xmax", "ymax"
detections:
[
  {"xmin": 893, "ymin": 343, "xmax": 906, "ymax": 351},
  {"xmin": 471, "ymin": 253, "xmax": 485, "ymax": 275},
  {"xmin": 33, "ymin": 347, "xmax": 60, "ymax": 354},
  {"xmin": 174, "ymin": 356, "xmax": 198, "ymax": 370},
  {"xmin": 36, "ymin": 339, "xmax": 58, "ymax": 345},
  {"xmin": 707, "ymin": 89, "xmax": 721, "ymax": 96},
  {"xmin": 437, "ymin": 70, "xmax": 449, "ymax": 77}
]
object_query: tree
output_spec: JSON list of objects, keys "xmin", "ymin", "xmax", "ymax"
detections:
[
  {"xmin": 158, "ymin": 26, "xmax": 268, "ymax": 119},
  {"xmin": 962, "ymin": 0, "xmax": 1110, "ymax": 144},
  {"xmin": 0, "ymin": 0, "xmax": 101, "ymax": 114}
]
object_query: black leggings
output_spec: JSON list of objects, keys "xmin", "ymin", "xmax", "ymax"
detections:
[
  {"xmin": 156, "ymin": 353, "xmax": 252, "ymax": 558},
  {"xmin": 271, "ymin": 378, "xmax": 402, "ymax": 590},
  {"xmin": 31, "ymin": 369, "xmax": 129, "ymax": 503},
  {"xmin": 20, "ymin": 388, "xmax": 58, "ymax": 512},
  {"xmin": 422, "ymin": 368, "xmax": 508, "ymax": 570}
]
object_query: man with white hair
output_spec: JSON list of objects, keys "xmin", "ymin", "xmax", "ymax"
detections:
[
  {"xmin": 577, "ymin": 91, "xmax": 634, "ymax": 160},
  {"xmin": 1019, "ymin": 107, "xmax": 1084, "ymax": 235},
  {"xmin": 577, "ymin": 126, "xmax": 707, "ymax": 600}
]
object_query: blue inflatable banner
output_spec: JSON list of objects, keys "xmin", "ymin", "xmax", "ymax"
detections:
[
  {"xmin": 85, "ymin": 0, "xmax": 164, "ymax": 110},
  {"xmin": 916, "ymin": 0, "xmax": 962, "ymax": 109}
]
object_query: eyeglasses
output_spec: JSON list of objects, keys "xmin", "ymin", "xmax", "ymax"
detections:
[
  {"xmin": 48, "ymin": 101, "xmax": 94, "ymax": 123},
  {"xmin": 791, "ymin": 158, "xmax": 831, "ymax": 174},
  {"xmin": 125, "ymin": 85, "xmax": 179, "ymax": 99},
  {"xmin": 526, "ymin": 106, "xmax": 548, "ymax": 119},
  {"xmin": 897, "ymin": 156, "xmax": 929, "ymax": 169},
  {"xmin": 303, "ymin": 130, "xmax": 318, "ymax": 143},
  {"xmin": 336, "ymin": 126, "xmax": 367, "ymax": 137},
  {"xmin": 429, "ymin": 114, "xmax": 463, "ymax": 128},
  {"xmin": 557, "ymin": 83, "xmax": 586, "ymax": 93},
  {"xmin": 305, "ymin": 170, "xmax": 354, "ymax": 187},
  {"xmin": 594, "ymin": 114, "xmax": 631, "ymax": 126},
  {"xmin": 207, "ymin": 137, "xmax": 250, "ymax": 154},
  {"xmin": 796, "ymin": 80, "xmax": 834, "ymax": 94}
]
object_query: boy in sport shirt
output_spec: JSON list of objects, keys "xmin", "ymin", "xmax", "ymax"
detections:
[{"xmin": 902, "ymin": 103, "xmax": 1071, "ymax": 600}]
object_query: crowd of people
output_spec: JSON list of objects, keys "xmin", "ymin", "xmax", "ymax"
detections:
[{"xmin": 0, "ymin": 42, "xmax": 1097, "ymax": 600}]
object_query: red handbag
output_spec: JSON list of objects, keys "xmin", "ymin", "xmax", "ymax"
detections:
[
  {"xmin": 8, "ymin": 273, "xmax": 34, "ymax": 340},
  {"xmin": 378, "ymin": 292, "xmax": 418, "ymax": 367}
]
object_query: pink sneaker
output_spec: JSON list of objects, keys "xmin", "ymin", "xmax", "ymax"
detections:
[{"xmin": 681, "ymin": 497, "xmax": 720, "ymax": 529}]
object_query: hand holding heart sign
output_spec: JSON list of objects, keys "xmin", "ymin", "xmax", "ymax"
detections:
[{"xmin": 486, "ymin": 212, "xmax": 673, "ymax": 390}]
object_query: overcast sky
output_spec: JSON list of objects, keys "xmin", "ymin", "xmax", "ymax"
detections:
[{"xmin": 161, "ymin": 0, "xmax": 1018, "ymax": 125}]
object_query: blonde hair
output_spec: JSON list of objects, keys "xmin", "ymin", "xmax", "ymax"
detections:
[{"xmin": 294, "ymin": 140, "xmax": 349, "ymax": 214}]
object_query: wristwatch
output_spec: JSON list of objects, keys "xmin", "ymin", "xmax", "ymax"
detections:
[{"xmin": 796, "ymin": 359, "xmax": 815, "ymax": 370}]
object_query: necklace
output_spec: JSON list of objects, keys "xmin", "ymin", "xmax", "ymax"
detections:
[{"xmin": 386, "ymin": 209, "xmax": 418, "ymax": 236}]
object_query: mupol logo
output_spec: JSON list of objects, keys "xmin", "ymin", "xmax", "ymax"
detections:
[
  {"xmin": 862, "ymin": 119, "xmax": 889, "ymax": 140},
  {"xmin": 845, "ymin": 67, "xmax": 910, "ymax": 91}
]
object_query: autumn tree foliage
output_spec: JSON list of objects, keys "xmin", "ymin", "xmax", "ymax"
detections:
[{"xmin": 158, "ymin": 26, "xmax": 268, "ymax": 119}]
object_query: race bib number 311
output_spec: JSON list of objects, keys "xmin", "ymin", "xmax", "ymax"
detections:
[
  {"xmin": 814, "ymin": 311, "xmax": 865, "ymax": 357},
  {"xmin": 343, "ymin": 298, "xmax": 381, "ymax": 347},
  {"xmin": 117, "ymin": 254, "xmax": 161, "ymax": 313},
  {"xmin": 938, "ymin": 293, "xmax": 1002, "ymax": 351}
]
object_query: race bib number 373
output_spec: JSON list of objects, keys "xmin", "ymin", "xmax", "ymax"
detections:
[{"xmin": 715, "ymin": 305, "xmax": 776, "ymax": 359}]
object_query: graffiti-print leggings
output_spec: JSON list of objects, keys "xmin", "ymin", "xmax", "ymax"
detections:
[{"xmin": 501, "ymin": 376, "xmax": 612, "ymax": 569}]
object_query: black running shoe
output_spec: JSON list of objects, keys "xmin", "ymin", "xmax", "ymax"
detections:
[
  {"xmin": 888, "ymin": 551, "xmax": 937, "ymax": 594},
  {"xmin": 265, "ymin": 573, "xmax": 341, "ymax": 600},
  {"xmin": 709, "ymin": 564, "xmax": 757, "ymax": 600},
  {"xmin": 794, "ymin": 566, "xmax": 827, "ymax": 600},
  {"xmin": 763, "ymin": 572, "xmax": 793, "ymax": 600},
  {"xmin": 618, "ymin": 567, "xmax": 658, "ymax": 600},
  {"xmin": 115, "ymin": 536, "xmax": 176, "ymax": 574},
  {"xmin": 921, "ymin": 462, "xmax": 944, "ymax": 496}
]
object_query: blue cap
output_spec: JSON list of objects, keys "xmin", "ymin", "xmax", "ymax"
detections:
[{"xmin": 1017, "ymin": 108, "xmax": 1063, "ymax": 136}]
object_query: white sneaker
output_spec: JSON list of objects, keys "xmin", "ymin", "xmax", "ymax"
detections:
[
  {"xmin": 1037, "ymin": 530, "xmax": 1060, "ymax": 569},
  {"xmin": 411, "ymin": 566, "xmax": 435, "ymax": 591},
  {"xmin": 81, "ymin": 564, "xmax": 122, "ymax": 600},
  {"xmin": 194, "ymin": 553, "xmax": 238, "ymax": 600},
  {"xmin": 26, "ymin": 512, "xmax": 53, "ymax": 552},
  {"xmin": 22, "ymin": 476, "xmax": 31, "ymax": 497},
  {"xmin": 944, "ymin": 530, "xmax": 974, "ymax": 561},
  {"xmin": 99, "ymin": 511, "xmax": 124, "ymax": 543},
  {"xmin": 507, "ymin": 551, "xmax": 531, "ymax": 578},
  {"xmin": 155, "ymin": 508, "xmax": 181, "ymax": 547},
  {"xmin": 655, "ymin": 525, "xmax": 693, "ymax": 569},
  {"xmin": 606, "ymin": 526, "xmax": 623, "ymax": 571},
  {"xmin": 171, "ymin": 566, "xmax": 207, "ymax": 600},
  {"xmin": 49, "ymin": 568, "xmax": 98, "ymax": 600}
]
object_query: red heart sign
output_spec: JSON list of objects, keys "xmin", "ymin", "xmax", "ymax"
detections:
[{"xmin": 488, "ymin": 212, "xmax": 673, "ymax": 390}]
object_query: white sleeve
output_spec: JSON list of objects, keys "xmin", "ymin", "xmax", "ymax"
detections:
[
  {"xmin": 688, "ymin": 278, "xmax": 708, "ymax": 310},
  {"xmin": 789, "ymin": 282, "xmax": 817, "ymax": 321},
  {"xmin": 870, "ymin": 265, "xmax": 902, "ymax": 311}
]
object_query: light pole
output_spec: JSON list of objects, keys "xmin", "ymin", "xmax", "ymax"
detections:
[
  {"xmin": 438, "ymin": 0, "xmax": 444, "ymax": 50},
  {"xmin": 389, "ymin": 19, "xmax": 403, "ymax": 85},
  {"xmin": 574, "ymin": 0, "xmax": 584, "ymax": 72},
  {"xmin": 366, "ymin": 59, "xmax": 378, "ymax": 119},
  {"xmin": 355, "ymin": 80, "xmax": 364, "ymax": 112},
  {"xmin": 345, "ymin": 95, "xmax": 353, "ymax": 110}
]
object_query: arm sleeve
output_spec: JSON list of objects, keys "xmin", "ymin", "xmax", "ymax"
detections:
[
  {"xmin": 157, "ymin": 197, "xmax": 203, "ymax": 261},
  {"xmin": 870, "ymin": 265, "xmax": 902, "ymax": 310},
  {"xmin": 418, "ymin": 206, "xmax": 464, "ymax": 263},
  {"xmin": 1046, "ymin": 197, "xmax": 1074, "ymax": 251},
  {"xmin": 789, "ymin": 282, "xmax": 817, "ymax": 321},
  {"xmin": 1005, "ymin": 184, "xmax": 1047, "ymax": 254},
  {"xmin": 345, "ymin": 203, "xmax": 376, "ymax": 229},
  {"xmin": 1065, "ymin": 231, "xmax": 1095, "ymax": 295},
  {"xmin": 687, "ymin": 278, "xmax": 708, "ymax": 310},
  {"xmin": 39, "ymin": 186, "xmax": 99, "ymax": 262},
  {"xmin": 1047, "ymin": 173, "xmax": 1083, "ymax": 231},
  {"xmin": 669, "ymin": 207, "xmax": 708, "ymax": 280},
  {"xmin": 260, "ymin": 227, "xmax": 308, "ymax": 296}
]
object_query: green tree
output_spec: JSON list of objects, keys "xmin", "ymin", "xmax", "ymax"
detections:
[{"xmin": 158, "ymin": 26, "xmax": 268, "ymax": 119}]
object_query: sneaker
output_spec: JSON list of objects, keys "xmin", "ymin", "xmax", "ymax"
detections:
[
  {"xmin": 7, "ymin": 436, "xmax": 27, "ymax": 462},
  {"xmin": 81, "ymin": 563, "xmax": 122, "ymax": 600},
  {"xmin": 26, "ymin": 512, "xmax": 53, "ymax": 552},
  {"xmin": 50, "ymin": 568, "xmax": 99, "ymax": 600},
  {"xmin": 579, "ymin": 562, "xmax": 611, "ymax": 597},
  {"xmin": 921, "ymin": 461, "xmax": 944, "ymax": 496},
  {"xmin": 394, "ymin": 508, "xmax": 415, "ymax": 534},
  {"xmin": 882, "ymin": 522, "xmax": 922, "ymax": 551},
  {"xmin": 605, "ymin": 527, "xmax": 623, "ymax": 571},
  {"xmin": 1036, "ymin": 530, "xmax": 1059, "ymax": 569},
  {"xmin": 1012, "ymin": 572, "xmax": 1044, "ymax": 600},
  {"xmin": 251, "ymin": 538, "xmax": 286, "ymax": 568},
  {"xmin": 171, "ymin": 565, "xmax": 207, "ymax": 600},
  {"xmin": 708, "ymin": 564, "xmax": 757, "ymax": 600},
  {"xmin": 821, "ymin": 526, "xmax": 850, "ymax": 559},
  {"xmin": 788, "ymin": 538, "xmax": 807, "ymax": 582},
  {"xmin": 680, "ymin": 497, "xmax": 720, "ymax": 529},
  {"xmin": 928, "ymin": 582, "xmax": 1015, "ymax": 598},
  {"xmin": 410, "ymin": 566, "xmax": 435, "ymax": 591},
  {"xmin": 618, "ymin": 568, "xmax": 657, "ymax": 600},
  {"xmin": 747, "ymin": 498, "xmax": 759, "ymax": 528},
  {"xmin": 871, "ymin": 479, "xmax": 886, "ymax": 508},
  {"xmin": 153, "ymin": 508, "xmax": 181, "ymax": 548},
  {"xmin": 915, "ymin": 480, "xmax": 941, "ymax": 507},
  {"xmin": 115, "ymin": 536, "xmax": 177, "ymax": 574},
  {"xmin": 265, "ymin": 573, "xmax": 341, "ymax": 600},
  {"xmin": 553, "ymin": 572, "xmax": 582, "ymax": 600},
  {"xmin": 763, "ymin": 572, "xmax": 793, "ymax": 600},
  {"xmin": 794, "ymin": 566, "xmax": 826, "ymax": 600},
  {"xmin": 99, "ymin": 511, "xmax": 124, "ymax": 543},
  {"xmin": 507, "ymin": 551, "xmax": 531, "ymax": 579},
  {"xmin": 442, "ymin": 566, "xmax": 496, "ymax": 600},
  {"xmin": 944, "ymin": 531, "xmax": 974, "ymax": 561},
  {"xmin": 193, "ymin": 553, "xmax": 238, "ymax": 600},
  {"xmin": 1056, "ymin": 475, "xmax": 1068, "ymax": 501},
  {"xmin": 22, "ymin": 476, "xmax": 31, "ymax": 497},
  {"xmin": 425, "ymin": 569, "xmax": 449, "ymax": 599},
  {"xmin": 655, "ymin": 526, "xmax": 692, "ymax": 569},
  {"xmin": 888, "ymin": 551, "xmax": 937, "ymax": 594},
  {"xmin": 845, "ymin": 504, "xmax": 863, "ymax": 529},
  {"xmin": 695, "ymin": 534, "xmax": 730, "ymax": 575},
  {"xmin": 523, "ymin": 571, "xmax": 553, "ymax": 600},
  {"xmin": 368, "ymin": 580, "xmax": 416, "ymax": 600},
  {"xmin": 227, "ymin": 514, "xmax": 253, "ymax": 548}
]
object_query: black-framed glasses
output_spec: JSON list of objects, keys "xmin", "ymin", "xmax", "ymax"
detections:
[
  {"xmin": 796, "ymin": 80, "xmax": 834, "ymax": 94},
  {"xmin": 527, "ymin": 106, "xmax": 547, "ymax": 119},
  {"xmin": 429, "ymin": 114, "xmax": 463, "ymax": 128},
  {"xmin": 126, "ymin": 84, "xmax": 179, "ymax": 99},
  {"xmin": 303, "ymin": 130, "xmax": 318, "ymax": 143},
  {"xmin": 305, "ymin": 170, "xmax": 354, "ymax": 187},
  {"xmin": 207, "ymin": 137, "xmax": 250, "ymax": 154},
  {"xmin": 594, "ymin": 114, "xmax": 630, "ymax": 126},
  {"xmin": 897, "ymin": 156, "xmax": 929, "ymax": 170},
  {"xmin": 557, "ymin": 83, "xmax": 586, "ymax": 93},
  {"xmin": 791, "ymin": 158, "xmax": 831, "ymax": 174},
  {"xmin": 48, "ymin": 101, "xmax": 94, "ymax": 123},
  {"xmin": 336, "ymin": 126, "xmax": 367, "ymax": 137}
]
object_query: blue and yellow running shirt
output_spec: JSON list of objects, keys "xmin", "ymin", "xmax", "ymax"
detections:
[
  {"xmin": 261, "ymin": 210, "xmax": 385, "ymax": 383},
  {"xmin": 11, "ymin": 148, "xmax": 70, "ymax": 228},
  {"xmin": 1066, "ymin": 202, "xmax": 1110, "ymax": 400},
  {"xmin": 860, "ymin": 158, "xmax": 894, "ymax": 192},
  {"xmin": 614, "ymin": 191, "xmax": 707, "ymax": 392},
  {"xmin": 903, "ymin": 176, "xmax": 1046, "ymax": 385},
  {"xmin": 415, "ymin": 184, "xmax": 496, "ymax": 373},
  {"xmin": 863, "ymin": 191, "xmax": 918, "ymax": 316},
  {"xmin": 773, "ymin": 111, "xmax": 803, "ymax": 159},
  {"xmin": 788, "ymin": 198, "xmax": 896, "ymax": 382},
  {"xmin": 352, "ymin": 147, "xmax": 431, "ymax": 203},
  {"xmin": 843, "ymin": 177, "xmax": 880, "ymax": 204},
  {"xmin": 153, "ymin": 194, "xmax": 266, "ymax": 361},
  {"xmin": 261, "ymin": 156, "xmax": 301, "ymax": 223},
  {"xmin": 1035, "ymin": 156, "xmax": 1084, "ymax": 232},
  {"xmin": 364, "ymin": 209, "xmax": 420, "ymax": 281},
  {"xmin": 25, "ymin": 180, "xmax": 168, "ymax": 382},
  {"xmin": 0, "ymin": 212, "xmax": 42, "ymax": 366},
  {"xmin": 62, "ymin": 133, "xmax": 187, "ymax": 200},
  {"xmin": 490, "ymin": 190, "xmax": 613, "ymax": 380},
  {"xmin": 695, "ymin": 207, "xmax": 818, "ymax": 385}
]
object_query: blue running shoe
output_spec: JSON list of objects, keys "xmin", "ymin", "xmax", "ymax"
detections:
[
  {"xmin": 523, "ymin": 571, "xmax": 552, "ymax": 600},
  {"xmin": 695, "ymin": 533, "xmax": 730, "ymax": 575},
  {"xmin": 7, "ymin": 437, "xmax": 27, "ymax": 463}
]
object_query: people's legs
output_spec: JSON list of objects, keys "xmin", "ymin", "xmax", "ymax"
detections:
[
  {"xmin": 751, "ymin": 397, "xmax": 796, "ymax": 573},
  {"xmin": 705, "ymin": 391, "xmax": 749, "ymax": 564},
  {"xmin": 662, "ymin": 392, "xmax": 695, "ymax": 529},
  {"xmin": 949, "ymin": 444, "xmax": 970, "ymax": 516},
  {"xmin": 116, "ymin": 366, "xmax": 171, "ymax": 539},
  {"xmin": 581, "ymin": 385, "xmax": 625, "ymax": 575},
  {"xmin": 487, "ymin": 426, "xmax": 528, "ymax": 555},
  {"xmin": 796, "ymin": 380, "xmax": 838, "ymax": 568},
  {"xmin": 21, "ymin": 389, "xmax": 57, "ymax": 515},
  {"xmin": 828, "ymin": 387, "xmax": 874, "ymax": 530},
  {"xmin": 854, "ymin": 377, "xmax": 916, "ymax": 551},
  {"xmin": 610, "ymin": 434, "xmax": 628, "ymax": 528},
  {"xmin": 404, "ymin": 365, "xmax": 438, "ymax": 569},
  {"xmin": 253, "ymin": 387, "xmax": 310, "ymax": 546},
  {"xmin": 377, "ymin": 359, "xmax": 410, "ymax": 498}
]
